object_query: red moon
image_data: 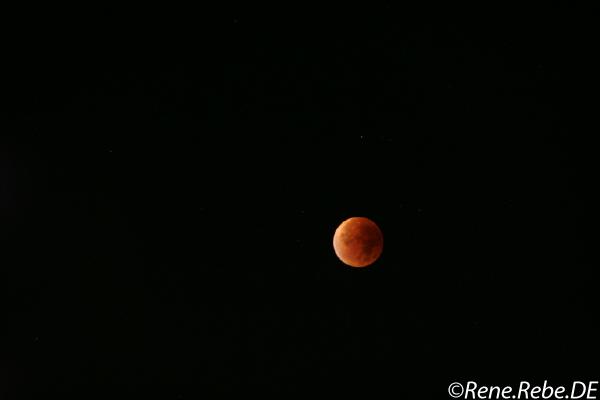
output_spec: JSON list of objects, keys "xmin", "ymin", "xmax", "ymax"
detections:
[{"xmin": 333, "ymin": 217, "xmax": 383, "ymax": 268}]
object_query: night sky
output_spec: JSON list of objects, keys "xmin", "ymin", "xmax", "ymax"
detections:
[{"xmin": 3, "ymin": 6, "xmax": 599, "ymax": 398}]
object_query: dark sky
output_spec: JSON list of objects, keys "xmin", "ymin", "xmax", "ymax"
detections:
[{"xmin": 3, "ymin": 6, "xmax": 599, "ymax": 398}]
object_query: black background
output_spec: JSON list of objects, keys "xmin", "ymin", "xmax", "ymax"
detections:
[{"xmin": 3, "ymin": 5, "xmax": 599, "ymax": 398}]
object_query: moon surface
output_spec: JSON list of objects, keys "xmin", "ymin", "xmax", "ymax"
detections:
[{"xmin": 333, "ymin": 217, "xmax": 383, "ymax": 268}]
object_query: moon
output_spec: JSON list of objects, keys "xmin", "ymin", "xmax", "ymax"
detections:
[{"xmin": 333, "ymin": 217, "xmax": 383, "ymax": 268}]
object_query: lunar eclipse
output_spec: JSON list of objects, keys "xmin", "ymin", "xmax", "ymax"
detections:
[{"xmin": 333, "ymin": 217, "xmax": 383, "ymax": 268}]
